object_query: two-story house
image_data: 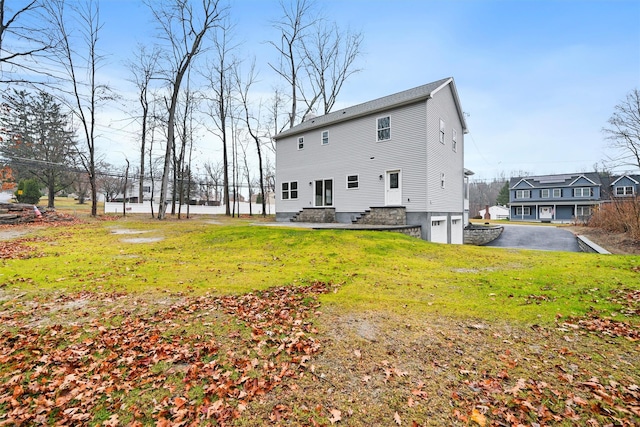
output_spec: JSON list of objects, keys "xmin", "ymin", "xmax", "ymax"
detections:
[
  {"xmin": 274, "ymin": 77, "xmax": 468, "ymax": 243},
  {"xmin": 606, "ymin": 174, "xmax": 640, "ymax": 199},
  {"xmin": 509, "ymin": 173, "xmax": 604, "ymax": 222}
]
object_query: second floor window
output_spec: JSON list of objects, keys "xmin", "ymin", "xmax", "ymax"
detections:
[
  {"xmin": 298, "ymin": 137, "xmax": 304, "ymax": 150},
  {"xmin": 573, "ymin": 187, "xmax": 592, "ymax": 197},
  {"xmin": 553, "ymin": 188, "xmax": 562, "ymax": 197},
  {"xmin": 515, "ymin": 190, "xmax": 531, "ymax": 199},
  {"xmin": 321, "ymin": 130, "xmax": 329, "ymax": 145},
  {"xmin": 541, "ymin": 189, "xmax": 550, "ymax": 198},
  {"xmin": 439, "ymin": 119, "xmax": 445, "ymax": 144},
  {"xmin": 615, "ymin": 186, "xmax": 634, "ymax": 196},
  {"xmin": 377, "ymin": 116, "xmax": 390, "ymax": 141}
]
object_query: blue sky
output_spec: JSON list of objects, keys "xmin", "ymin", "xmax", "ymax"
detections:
[{"xmin": 94, "ymin": 0, "xmax": 640, "ymax": 180}]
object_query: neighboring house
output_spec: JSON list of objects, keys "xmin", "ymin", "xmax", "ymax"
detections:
[
  {"xmin": 479, "ymin": 205, "xmax": 509, "ymax": 220},
  {"xmin": 509, "ymin": 172, "xmax": 604, "ymax": 222},
  {"xmin": 274, "ymin": 77, "xmax": 468, "ymax": 243},
  {"xmin": 607, "ymin": 174, "xmax": 640, "ymax": 199}
]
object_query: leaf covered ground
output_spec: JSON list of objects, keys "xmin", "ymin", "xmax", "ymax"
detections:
[{"xmin": 0, "ymin": 214, "xmax": 639, "ymax": 426}]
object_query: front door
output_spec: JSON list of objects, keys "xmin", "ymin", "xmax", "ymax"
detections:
[
  {"xmin": 540, "ymin": 206, "xmax": 553, "ymax": 220},
  {"xmin": 315, "ymin": 179, "xmax": 333, "ymax": 206},
  {"xmin": 385, "ymin": 170, "xmax": 402, "ymax": 205}
]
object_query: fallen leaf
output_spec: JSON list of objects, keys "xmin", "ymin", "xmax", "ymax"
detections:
[
  {"xmin": 329, "ymin": 408, "xmax": 342, "ymax": 424},
  {"xmin": 394, "ymin": 411, "xmax": 402, "ymax": 425},
  {"xmin": 470, "ymin": 408, "xmax": 486, "ymax": 426}
]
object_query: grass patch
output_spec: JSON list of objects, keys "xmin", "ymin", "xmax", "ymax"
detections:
[{"xmin": 0, "ymin": 211, "xmax": 638, "ymax": 425}]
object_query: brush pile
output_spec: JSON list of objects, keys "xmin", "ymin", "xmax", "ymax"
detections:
[{"xmin": 0, "ymin": 202, "xmax": 76, "ymax": 225}]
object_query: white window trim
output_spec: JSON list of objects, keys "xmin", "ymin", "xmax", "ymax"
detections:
[
  {"xmin": 515, "ymin": 206, "xmax": 531, "ymax": 216},
  {"xmin": 553, "ymin": 188, "xmax": 562, "ymax": 197},
  {"xmin": 281, "ymin": 181, "xmax": 298, "ymax": 200},
  {"xmin": 346, "ymin": 174, "xmax": 359, "ymax": 189},
  {"xmin": 377, "ymin": 116, "xmax": 390, "ymax": 141},
  {"xmin": 515, "ymin": 190, "xmax": 531, "ymax": 199},
  {"xmin": 452, "ymin": 128, "xmax": 457, "ymax": 152},
  {"xmin": 615, "ymin": 186, "xmax": 634, "ymax": 196},
  {"xmin": 297, "ymin": 136, "xmax": 304, "ymax": 150},
  {"xmin": 439, "ymin": 119, "xmax": 445, "ymax": 144},
  {"xmin": 573, "ymin": 187, "xmax": 592, "ymax": 197},
  {"xmin": 540, "ymin": 189, "xmax": 550, "ymax": 198},
  {"xmin": 321, "ymin": 130, "xmax": 329, "ymax": 145}
]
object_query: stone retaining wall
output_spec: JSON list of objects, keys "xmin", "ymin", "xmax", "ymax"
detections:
[
  {"xmin": 576, "ymin": 235, "xmax": 611, "ymax": 254},
  {"xmin": 354, "ymin": 206, "xmax": 406, "ymax": 225},
  {"xmin": 291, "ymin": 207, "xmax": 336, "ymax": 223},
  {"xmin": 463, "ymin": 225, "xmax": 504, "ymax": 245}
]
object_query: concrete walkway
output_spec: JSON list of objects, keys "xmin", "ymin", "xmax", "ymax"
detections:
[{"xmin": 484, "ymin": 224, "xmax": 580, "ymax": 252}]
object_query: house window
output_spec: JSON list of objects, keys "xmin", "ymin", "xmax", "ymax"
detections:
[
  {"xmin": 515, "ymin": 207, "xmax": 531, "ymax": 216},
  {"xmin": 321, "ymin": 130, "xmax": 329, "ymax": 145},
  {"xmin": 452, "ymin": 128, "xmax": 457, "ymax": 152},
  {"xmin": 553, "ymin": 188, "xmax": 562, "ymax": 197},
  {"xmin": 346, "ymin": 175, "xmax": 359, "ymax": 189},
  {"xmin": 515, "ymin": 190, "xmax": 531, "ymax": 199},
  {"xmin": 440, "ymin": 172, "xmax": 446, "ymax": 189},
  {"xmin": 298, "ymin": 137, "xmax": 304, "ymax": 150},
  {"xmin": 377, "ymin": 116, "xmax": 390, "ymax": 141},
  {"xmin": 541, "ymin": 189, "xmax": 550, "ymax": 198},
  {"xmin": 615, "ymin": 186, "xmax": 634, "ymax": 196},
  {"xmin": 143, "ymin": 186, "xmax": 151, "ymax": 193},
  {"xmin": 281, "ymin": 181, "xmax": 298, "ymax": 200},
  {"xmin": 576, "ymin": 206, "xmax": 592, "ymax": 217},
  {"xmin": 439, "ymin": 119, "xmax": 445, "ymax": 144},
  {"xmin": 315, "ymin": 179, "xmax": 333, "ymax": 206},
  {"xmin": 573, "ymin": 187, "xmax": 592, "ymax": 197}
]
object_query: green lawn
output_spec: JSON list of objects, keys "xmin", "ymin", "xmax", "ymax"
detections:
[{"xmin": 1, "ymin": 212, "xmax": 638, "ymax": 426}]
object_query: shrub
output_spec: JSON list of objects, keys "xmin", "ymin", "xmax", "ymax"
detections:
[
  {"xmin": 15, "ymin": 179, "xmax": 42, "ymax": 204},
  {"xmin": 588, "ymin": 198, "xmax": 640, "ymax": 241}
]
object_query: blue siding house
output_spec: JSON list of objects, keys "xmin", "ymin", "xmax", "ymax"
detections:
[{"xmin": 508, "ymin": 172, "xmax": 640, "ymax": 223}]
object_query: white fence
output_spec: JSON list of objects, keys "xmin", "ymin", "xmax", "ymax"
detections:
[{"xmin": 104, "ymin": 201, "xmax": 274, "ymax": 215}]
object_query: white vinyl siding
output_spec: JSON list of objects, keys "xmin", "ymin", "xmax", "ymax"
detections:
[{"xmin": 439, "ymin": 119, "xmax": 445, "ymax": 144}]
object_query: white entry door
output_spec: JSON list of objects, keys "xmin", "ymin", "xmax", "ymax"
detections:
[
  {"xmin": 385, "ymin": 170, "xmax": 402, "ymax": 205},
  {"xmin": 540, "ymin": 206, "xmax": 553, "ymax": 220}
]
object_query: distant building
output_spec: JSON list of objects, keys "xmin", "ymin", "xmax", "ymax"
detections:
[{"xmin": 479, "ymin": 205, "xmax": 509, "ymax": 220}]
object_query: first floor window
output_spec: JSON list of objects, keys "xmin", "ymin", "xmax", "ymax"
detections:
[
  {"xmin": 515, "ymin": 207, "xmax": 531, "ymax": 216},
  {"xmin": 298, "ymin": 137, "xmax": 304, "ymax": 150},
  {"xmin": 541, "ymin": 189, "xmax": 550, "ymax": 198},
  {"xmin": 515, "ymin": 190, "xmax": 531, "ymax": 199},
  {"xmin": 347, "ymin": 174, "xmax": 359, "ymax": 189},
  {"xmin": 576, "ymin": 206, "xmax": 592, "ymax": 217},
  {"xmin": 281, "ymin": 181, "xmax": 298, "ymax": 200},
  {"xmin": 615, "ymin": 186, "xmax": 634, "ymax": 196},
  {"xmin": 377, "ymin": 116, "xmax": 390, "ymax": 141},
  {"xmin": 573, "ymin": 187, "xmax": 592, "ymax": 197},
  {"xmin": 322, "ymin": 130, "xmax": 329, "ymax": 145}
]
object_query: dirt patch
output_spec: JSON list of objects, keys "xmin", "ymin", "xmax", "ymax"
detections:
[
  {"xmin": 567, "ymin": 226, "xmax": 640, "ymax": 255},
  {"xmin": 121, "ymin": 236, "xmax": 164, "ymax": 243},
  {"xmin": 110, "ymin": 228, "xmax": 151, "ymax": 235},
  {"xmin": 0, "ymin": 228, "xmax": 30, "ymax": 241}
]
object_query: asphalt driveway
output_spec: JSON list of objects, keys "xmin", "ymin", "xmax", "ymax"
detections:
[{"xmin": 485, "ymin": 224, "xmax": 581, "ymax": 252}]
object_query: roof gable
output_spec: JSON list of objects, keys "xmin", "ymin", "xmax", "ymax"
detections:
[
  {"xmin": 274, "ymin": 77, "xmax": 467, "ymax": 139},
  {"xmin": 512, "ymin": 179, "xmax": 534, "ymax": 189},
  {"xmin": 569, "ymin": 175, "xmax": 598, "ymax": 186},
  {"xmin": 610, "ymin": 175, "xmax": 640, "ymax": 186}
]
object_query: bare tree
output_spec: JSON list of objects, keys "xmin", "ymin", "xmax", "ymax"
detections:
[
  {"xmin": 203, "ymin": 160, "xmax": 223, "ymax": 203},
  {"xmin": 301, "ymin": 21, "xmax": 362, "ymax": 115},
  {"xmin": 268, "ymin": 0, "xmax": 315, "ymax": 129},
  {"xmin": 126, "ymin": 44, "xmax": 160, "ymax": 204},
  {"xmin": 47, "ymin": 0, "xmax": 110, "ymax": 217},
  {"xmin": 146, "ymin": 0, "xmax": 224, "ymax": 219},
  {"xmin": 269, "ymin": 0, "xmax": 363, "ymax": 128},
  {"xmin": 201, "ymin": 18, "xmax": 237, "ymax": 216},
  {"xmin": 235, "ymin": 61, "xmax": 267, "ymax": 216},
  {"xmin": 603, "ymin": 88, "xmax": 640, "ymax": 171},
  {"xmin": 0, "ymin": 0, "xmax": 55, "ymax": 83}
]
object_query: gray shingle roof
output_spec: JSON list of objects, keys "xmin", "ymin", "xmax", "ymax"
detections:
[
  {"xmin": 510, "ymin": 172, "xmax": 603, "ymax": 189},
  {"xmin": 274, "ymin": 77, "xmax": 465, "ymax": 139}
]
